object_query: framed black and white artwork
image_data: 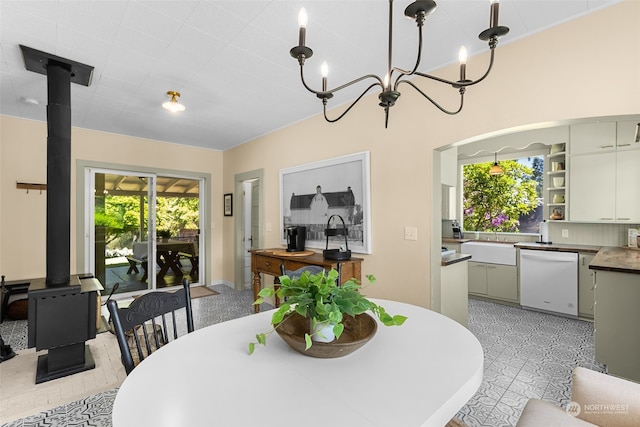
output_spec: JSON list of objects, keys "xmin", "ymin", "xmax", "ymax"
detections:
[
  {"xmin": 224, "ymin": 193, "xmax": 233, "ymax": 216},
  {"xmin": 280, "ymin": 151, "xmax": 371, "ymax": 254}
]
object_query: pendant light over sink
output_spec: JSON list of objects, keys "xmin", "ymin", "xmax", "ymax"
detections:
[{"xmin": 489, "ymin": 152, "xmax": 503, "ymax": 176}]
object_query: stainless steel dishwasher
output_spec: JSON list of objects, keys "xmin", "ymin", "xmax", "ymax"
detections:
[{"xmin": 519, "ymin": 249, "xmax": 578, "ymax": 317}]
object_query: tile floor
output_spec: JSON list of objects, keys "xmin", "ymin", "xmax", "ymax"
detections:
[
  {"xmin": 456, "ymin": 298, "xmax": 605, "ymax": 427},
  {"xmin": 1, "ymin": 293, "xmax": 603, "ymax": 427},
  {"xmin": 1, "ymin": 284, "xmax": 268, "ymax": 427}
]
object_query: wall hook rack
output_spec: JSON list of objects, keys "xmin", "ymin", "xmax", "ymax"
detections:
[{"xmin": 16, "ymin": 182, "xmax": 47, "ymax": 194}]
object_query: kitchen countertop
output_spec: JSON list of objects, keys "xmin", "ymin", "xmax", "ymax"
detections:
[
  {"xmin": 514, "ymin": 242, "xmax": 601, "ymax": 254},
  {"xmin": 441, "ymin": 253, "xmax": 472, "ymax": 267},
  {"xmin": 442, "ymin": 238, "xmax": 472, "ymax": 244},
  {"xmin": 443, "ymin": 239, "xmax": 638, "ymax": 272},
  {"xmin": 589, "ymin": 246, "xmax": 640, "ymax": 274}
]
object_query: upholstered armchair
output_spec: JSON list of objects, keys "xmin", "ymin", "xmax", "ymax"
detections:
[{"xmin": 517, "ymin": 367, "xmax": 640, "ymax": 427}]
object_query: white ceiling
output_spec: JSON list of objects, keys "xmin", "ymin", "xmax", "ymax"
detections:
[{"xmin": 0, "ymin": 0, "xmax": 621, "ymax": 151}]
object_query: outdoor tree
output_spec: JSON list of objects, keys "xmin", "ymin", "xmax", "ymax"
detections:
[
  {"xmin": 96, "ymin": 195, "xmax": 199, "ymax": 252},
  {"xmin": 156, "ymin": 197, "xmax": 199, "ymax": 236},
  {"xmin": 530, "ymin": 156, "xmax": 544, "ymax": 197},
  {"xmin": 463, "ymin": 160, "xmax": 540, "ymax": 232},
  {"xmin": 95, "ymin": 196, "xmax": 141, "ymax": 246}
]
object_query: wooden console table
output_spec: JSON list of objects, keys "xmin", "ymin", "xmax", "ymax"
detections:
[{"xmin": 250, "ymin": 249, "xmax": 363, "ymax": 313}]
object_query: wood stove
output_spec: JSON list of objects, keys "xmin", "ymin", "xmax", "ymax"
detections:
[{"xmin": 20, "ymin": 45, "xmax": 103, "ymax": 383}]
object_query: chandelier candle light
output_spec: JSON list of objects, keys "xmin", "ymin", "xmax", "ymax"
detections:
[{"xmin": 290, "ymin": 0, "xmax": 509, "ymax": 127}]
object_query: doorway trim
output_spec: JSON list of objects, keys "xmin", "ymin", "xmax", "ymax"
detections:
[
  {"xmin": 234, "ymin": 169, "xmax": 263, "ymax": 291},
  {"xmin": 75, "ymin": 159, "xmax": 211, "ymax": 286}
]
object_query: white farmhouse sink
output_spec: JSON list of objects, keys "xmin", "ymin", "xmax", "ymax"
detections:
[{"xmin": 460, "ymin": 241, "xmax": 516, "ymax": 265}]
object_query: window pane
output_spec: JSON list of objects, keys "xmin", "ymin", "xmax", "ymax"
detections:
[{"xmin": 462, "ymin": 156, "xmax": 543, "ymax": 233}]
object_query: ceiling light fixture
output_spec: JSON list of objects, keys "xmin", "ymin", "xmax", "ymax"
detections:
[
  {"xmin": 290, "ymin": 0, "xmax": 509, "ymax": 128},
  {"xmin": 489, "ymin": 152, "xmax": 504, "ymax": 176},
  {"xmin": 162, "ymin": 91, "xmax": 185, "ymax": 113}
]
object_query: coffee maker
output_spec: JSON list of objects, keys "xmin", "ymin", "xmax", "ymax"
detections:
[
  {"xmin": 452, "ymin": 220, "xmax": 463, "ymax": 239},
  {"xmin": 286, "ymin": 226, "xmax": 306, "ymax": 252}
]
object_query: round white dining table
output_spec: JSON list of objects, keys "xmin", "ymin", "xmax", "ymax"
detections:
[{"xmin": 112, "ymin": 299, "xmax": 483, "ymax": 427}]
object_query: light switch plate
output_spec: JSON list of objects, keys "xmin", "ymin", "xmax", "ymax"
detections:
[
  {"xmin": 404, "ymin": 226, "xmax": 418, "ymax": 241},
  {"xmin": 562, "ymin": 229, "xmax": 569, "ymax": 238},
  {"xmin": 266, "ymin": 222, "xmax": 272, "ymax": 232}
]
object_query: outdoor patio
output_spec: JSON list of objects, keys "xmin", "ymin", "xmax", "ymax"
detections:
[{"xmin": 103, "ymin": 256, "xmax": 197, "ymax": 295}]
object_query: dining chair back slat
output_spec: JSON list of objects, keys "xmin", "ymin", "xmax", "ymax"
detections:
[{"xmin": 107, "ymin": 278, "xmax": 194, "ymax": 375}]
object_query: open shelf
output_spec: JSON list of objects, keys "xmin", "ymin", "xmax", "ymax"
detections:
[
  {"xmin": 547, "ymin": 151, "xmax": 566, "ymax": 159},
  {"xmin": 546, "ymin": 146, "xmax": 568, "ymax": 221}
]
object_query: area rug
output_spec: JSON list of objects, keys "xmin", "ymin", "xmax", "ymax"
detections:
[{"xmin": 189, "ymin": 286, "xmax": 219, "ymax": 299}]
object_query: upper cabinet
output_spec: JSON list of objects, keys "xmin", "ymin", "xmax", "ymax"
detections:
[
  {"xmin": 570, "ymin": 153, "xmax": 617, "ymax": 221},
  {"xmin": 440, "ymin": 147, "xmax": 458, "ymax": 187},
  {"xmin": 569, "ymin": 122, "xmax": 616, "ymax": 155},
  {"xmin": 616, "ymin": 120, "xmax": 640, "ymax": 151},
  {"xmin": 616, "ymin": 149, "xmax": 640, "ymax": 222},
  {"xmin": 440, "ymin": 147, "xmax": 458, "ymax": 220},
  {"xmin": 569, "ymin": 120, "xmax": 640, "ymax": 223}
]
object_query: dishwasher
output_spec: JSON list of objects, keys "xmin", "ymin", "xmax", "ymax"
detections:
[{"xmin": 519, "ymin": 249, "xmax": 578, "ymax": 317}]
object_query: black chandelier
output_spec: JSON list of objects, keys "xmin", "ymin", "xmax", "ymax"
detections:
[{"xmin": 290, "ymin": 0, "xmax": 509, "ymax": 128}]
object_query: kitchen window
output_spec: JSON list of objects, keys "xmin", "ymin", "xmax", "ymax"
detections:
[{"xmin": 462, "ymin": 154, "xmax": 544, "ymax": 234}]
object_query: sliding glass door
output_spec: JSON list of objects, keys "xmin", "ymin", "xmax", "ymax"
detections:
[{"xmin": 86, "ymin": 168, "xmax": 202, "ymax": 297}]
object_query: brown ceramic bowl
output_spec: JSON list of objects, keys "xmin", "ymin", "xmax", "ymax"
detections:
[{"xmin": 275, "ymin": 312, "xmax": 377, "ymax": 358}]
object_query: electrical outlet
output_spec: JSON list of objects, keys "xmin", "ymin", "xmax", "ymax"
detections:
[
  {"xmin": 562, "ymin": 229, "xmax": 569, "ymax": 238},
  {"xmin": 404, "ymin": 226, "xmax": 418, "ymax": 241}
]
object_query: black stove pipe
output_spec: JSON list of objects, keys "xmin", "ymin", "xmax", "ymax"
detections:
[
  {"xmin": 21, "ymin": 45, "xmax": 98, "ymax": 384},
  {"xmin": 45, "ymin": 62, "xmax": 72, "ymax": 287}
]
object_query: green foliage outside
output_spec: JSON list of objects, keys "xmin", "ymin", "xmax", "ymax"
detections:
[
  {"xmin": 96, "ymin": 195, "xmax": 199, "ymax": 252},
  {"xmin": 462, "ymin": 159, "xmax": 540, "ymax": 232}
]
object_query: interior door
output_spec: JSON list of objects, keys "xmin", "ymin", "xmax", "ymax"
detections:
[
  {"xmin": 242, "ymin": 179, "xmax": 261, "ymax": 287},
  {"xmin": 251, "ymin": 180, "xmax": 260, "ymax": 250}
]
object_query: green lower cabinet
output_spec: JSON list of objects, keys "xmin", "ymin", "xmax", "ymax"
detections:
[
  {"xmin": 468, "ymin": 261, "xmax": 518, "ymax": 303},
  {"xmin": 578, "ymin": 253, "xmax": 595, "ymax": 319},
  {"xmin": 594, "ymin": 269, "xmax": 640, "ymax": 382}
]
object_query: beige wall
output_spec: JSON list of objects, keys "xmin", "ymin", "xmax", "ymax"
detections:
[
  {"xmin": 222, "ymin": 1, "xmax": 640, "ymax": 308},
  {"xmin": 0, "ymin": 116, "xmax": 224, "ymax": 283},
  {"xmin": 1, "ymin": 2, "xmax": 638, "ymax": 304}
]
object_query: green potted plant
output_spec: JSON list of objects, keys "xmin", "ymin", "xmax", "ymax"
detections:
[
  {"xmin": 249, "ymin": 269, "xmax": 406, "ymax": 355},
  {"xmin": 157, "ymin": 229, "xmax": 171, "ymax": 242}
]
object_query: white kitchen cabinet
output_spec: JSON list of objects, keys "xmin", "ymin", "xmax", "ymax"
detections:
[
  {"xmin": 594, "ymin": 270, "xmax": 640, "ymax": 382},
  {"xmin": 615, "ymin": 149, "xmax": 640, "ymax": 222},
  {"xmin": 468, "ymin": 261, "xmax": 518, "ymax": 303},
  {"xmin": 570, "ymin": 122, "xmax": 616, "ymax": 155},
  {"xmin": 570, "ymin": 153, "xmax": 616, "ymax": 221},
  {"xmin": 578, "ymin": 253, "xmax": 595, "ymax": 319},
  {"xmin": 441, "ymin": 260, "xmax": 468, "ymax": 327},
  {"xmin": 570, "ymin": 150, "xmax": 640, "ymax": 222},
  {"xmin": 442, "ymin": 185, "xmax": 457, "ymax": 220},
  {"xmin": 616, "ymin": 120, "xmax": 640, "ymax": 151},
  {"xmin": 440, "ymin": 147, "xmax": 458, "ymax": 186}
]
